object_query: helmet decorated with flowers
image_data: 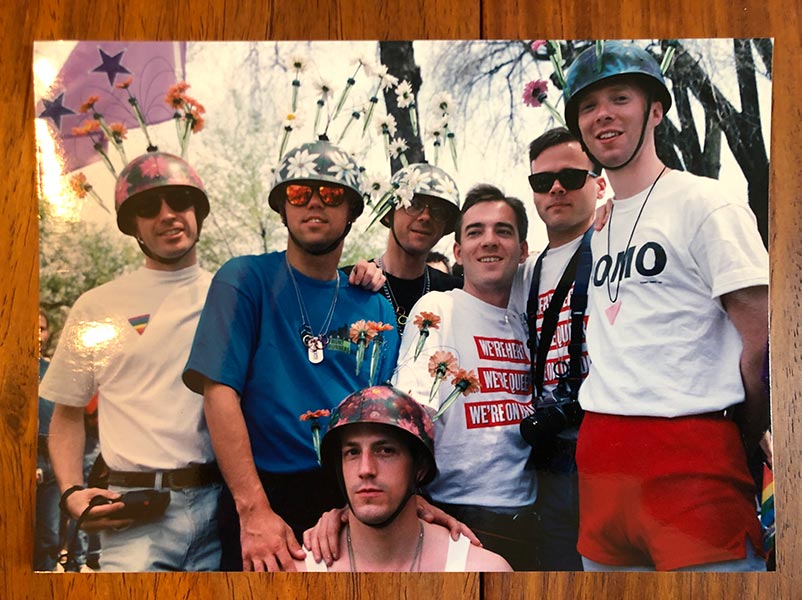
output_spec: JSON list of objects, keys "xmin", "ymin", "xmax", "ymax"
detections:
[
  {"xmin": 114, "ymin": 151, "xmax": 209, "ymax": 236},
  {"xmin": 320, "ymin": 384, "xmax": 437, "ymax": 485},
  {"xmin": 563, "ymin": 41, "xmax": 672, "ymax": 138},
  {"xmin": 268, "ymin": 137, "xmax": 364, "ymax": 220},
  {"xmin": 381, "ymin": 163, "xmax": 461, "ymax": 235}
]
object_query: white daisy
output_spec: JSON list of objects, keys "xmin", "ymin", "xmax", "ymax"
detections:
[
  {"xmin": 375, "ymin": 114, "xmax": 397, "ymax": 138},
  {"xmin": 388, "ymin": 137, "xmax": 408, "ymax": 160},
  {"xmin": 285, "ymin": 149, "xmax": 320, "ymax": 179},
  {"xmin": 395, "ymin": 80, "xmax": 414, "ymax": 108},
  {"xmin": 328, "ymin": 150, "xmax": 360, "ymax": 187}
]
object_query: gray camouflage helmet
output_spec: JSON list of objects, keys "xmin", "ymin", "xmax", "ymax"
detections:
[
  {"xmin": 268, "ymin": 137, "xmax": 364, "ymax": 219},
  {"xmin": 382, "ymin": 163, "xmax": 461, "ymax": 235}
]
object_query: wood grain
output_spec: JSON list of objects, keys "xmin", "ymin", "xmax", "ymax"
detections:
[{"xmin": 3, "ymin": 0, "xmax": 798, "ymax": 598}]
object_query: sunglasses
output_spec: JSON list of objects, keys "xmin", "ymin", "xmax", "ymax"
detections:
[
  {"xmin": 528, "ymin": 168, "xmax": 598, "ymax": 194},
  {"xmin": 402, "ymin": 197, "xmax": 452, "ymax": 223},
  {"xmin": 134, "ymin": 190, "xmax": 195, "ymax": 219},
  {"xmin": 285, "ymin": 184, "xmax": 348, "ymax": 207}
]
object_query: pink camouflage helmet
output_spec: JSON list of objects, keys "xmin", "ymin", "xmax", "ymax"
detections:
[
  {"xmin": 320, "ymin": 384, "xmax": 437, "ymax": 485},
  {"xmin": 114, "ymin": 151, "xmax": 210, "ymax": 235}
]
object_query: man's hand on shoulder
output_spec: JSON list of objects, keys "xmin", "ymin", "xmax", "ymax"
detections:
[{"xmin": 348, "ymin": 259, "xmax": 385, "ymax": 292}]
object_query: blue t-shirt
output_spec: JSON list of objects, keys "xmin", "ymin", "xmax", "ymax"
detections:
[{"xmin": 184, "ymin": 251, "xmax": 400, "ymax": 473}]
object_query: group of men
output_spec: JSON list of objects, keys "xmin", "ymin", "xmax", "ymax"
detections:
[{"xmin": 39, "ymin": 42, "xmax": 769, "ymax": 572}]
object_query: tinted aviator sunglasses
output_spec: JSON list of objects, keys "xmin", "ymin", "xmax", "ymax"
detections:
[
  {"xmin": 528, "ymin": 168, "xmax": 598, "ymax": 194},
  {"xmin": 403, "ymin": 197, "xmax": 451, "ymax": 223},
  {"xmin": 285, "ymin": 184, "xmax": 348, "ymax": 207},
  {"xmin": 134, "ymin": 190, "xmax": 195, "ymax": 218}
]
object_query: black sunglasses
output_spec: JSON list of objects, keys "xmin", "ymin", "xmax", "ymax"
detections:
[
  {"xmin": 134, "ymin": 190, "xmax": 196, "ymax": 219},
  {"xmin": 528, "ymin": 168, "xmax": 598, "ymax": 194},
  {"xmin": 285, "ymin": 184, "xmax": 348, "ymax": 207},
  {"xmin": 402, "ymin": 197, "xmax": 452, "ymax": 223}
]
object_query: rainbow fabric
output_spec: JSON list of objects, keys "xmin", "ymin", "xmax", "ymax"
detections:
[
  {"xmin": 761, "ymin": 463, "xmax": 775, "ymax": 555},
  {"xmin": 128, "ymin": 314, "xmax": 149, "ymax": 336}
]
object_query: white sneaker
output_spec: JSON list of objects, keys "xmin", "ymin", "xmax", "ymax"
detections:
[{"xmin": 79, "ymin": 564, "xmax": 95, "ymax": 573}]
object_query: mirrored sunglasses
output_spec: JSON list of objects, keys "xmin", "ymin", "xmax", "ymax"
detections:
[
  {"xmin": 528, "ymin": 168, "xmax": 597, "ymax": 194},
  {"xmin": 285, "ymin": 184, "xmax": 348, "ymax": 207}
]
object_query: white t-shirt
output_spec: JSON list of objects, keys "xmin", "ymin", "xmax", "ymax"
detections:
[
  {"xmin": 579, "ymin": 169, "xmax": 768, "ymax": 417},
  {"xmin": 393, "ymin": 290, "xmax": 536, "ymax": 508},
  {"xmin": 40, "ymin": 264, "xmax": 215, "ymax": 471}
]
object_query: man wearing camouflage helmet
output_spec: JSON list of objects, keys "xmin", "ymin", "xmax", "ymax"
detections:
[
  {"xmin": 182, "ymin": 137, "xmax": 401, "ymax": 572},
  {"xmin": 356, "ymin": 163, "xmax": 463, "ymax": 334},
  {"xmin": 563, "ymin": 41, "xmax": 769, "ymax": 571},
  {"xmin": 43, "ymin": 151, "xmax": 223, "ymax": 571},
  {"xmin": 296, "ymin": 384, "xmax": 510, "ymax": 572}
]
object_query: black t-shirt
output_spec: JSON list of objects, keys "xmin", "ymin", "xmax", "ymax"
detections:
[{"xmin": 341, "ymin": 263, "xmax": 462, "ymax": 333}]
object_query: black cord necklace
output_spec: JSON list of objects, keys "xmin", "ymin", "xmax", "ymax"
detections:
[
  {"xmin": 376, "ymin": 256, "xmax": 430, "ymax": 329},
  {"xmin": 606, "ymin": 166, "xmax": 667, "ymax": 304}
]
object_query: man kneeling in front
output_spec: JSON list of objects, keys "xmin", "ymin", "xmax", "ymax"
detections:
[{"xmin": 297, "ymin": 385, "xmax": 511, "ymax": 572}]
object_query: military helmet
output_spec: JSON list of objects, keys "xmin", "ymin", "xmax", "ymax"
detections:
[
  {"xmin": 383, "ymin": 163, "xmax": 461, "ymax": 235},
  {"xmin": 268, "ymin": 137, "xmax": 364, "ymax": 219},
  {"xmin": 320, "ymin": 384, "xmax": 437, "ymax": 485},
  {"xmin": 563, "ymin": 41, "xmax": 672, "ymax": 137},
  {"xmin": 114, "ymin": 151, "xmax": 209, "ymax": 236}
]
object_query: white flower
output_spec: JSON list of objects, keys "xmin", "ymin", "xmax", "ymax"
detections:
[
  {"xmin": 282, "ymin": 112, "xmax": 304, "ymax": 130},
  {"xmin": 328, "ymin": 150, "xmax": 360, "ymax": 187},
  {"xmin": 395, "ymin": 183, "xmax": 415, "ymax": 208},
  {"xmin": 403, "ymin": 166, "xmax": 432, "ymax": 192},
  {"xmin": 375, "ymin": 114, "xmax": 397, "ymax": 138},
  {"xmin": 426, "ymin": 115, "xmax": 449, "ymax": 141},
  {"xmin": 388, "ymin": 137, "xmax": 408, "ymax": 159},
  {"xmin": 314, "ymin": 77, "xmax": 334, "ymax": 99},
  {"xmin": 354, "ymin": 53, "xmax": 379, "ymax": 77},
  {"xmin": 285, "ymin": 149, "xmax": 320, "ymax": 179},
  {"xmin": 379, "ymin": 71, "xmax": 399, "ymax": 91},
  {"xmin": 432, "ymin": 174, "xmax": 458, "ymax": 199},
  {"xmin": 395, "ymin": 80, "xmax": 414, "ymax": 108},
  {"xmin": 287, "ymin": 54, "xmax": 308, "ymax": 73},
  {"xmin": 363, "ymin": 173, "xmax": 390, "ymax": 200},
  {"xmin": 430, "ymin": 91, "xmax": 454, "ymax": 114}
]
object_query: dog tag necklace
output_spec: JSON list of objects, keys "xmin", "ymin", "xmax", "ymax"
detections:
[{"xmin": 286, "ymin": 255, "xmax": 339, "ymax": 364}]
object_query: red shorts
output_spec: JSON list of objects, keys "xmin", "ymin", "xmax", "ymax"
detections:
[{"xmin": 576, "ymin": 412, "xmax": 764, "ymax": 570}]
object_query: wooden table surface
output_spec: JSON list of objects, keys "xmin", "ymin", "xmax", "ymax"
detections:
[{"xmin": 2, "ymin": 1, "xmax": 799, "ymax": 597}]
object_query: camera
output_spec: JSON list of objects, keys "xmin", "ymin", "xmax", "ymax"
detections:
[{"xmin": 519, "ymin": 367, "xmax": 584, "ymax": 467}]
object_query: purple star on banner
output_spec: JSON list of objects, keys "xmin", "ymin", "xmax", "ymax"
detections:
[
  {"xmin": 38, "ymin": 93, "xmax": 75, "ymax": 130},
  {"xmin": 34, "ymin": 41, "xmax": 187, "ymax": 174},
  {"xmin": 92, "ymin": 48, "xmax": 132, "ymax": 86}
]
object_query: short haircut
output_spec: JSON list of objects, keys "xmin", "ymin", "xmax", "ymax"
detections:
[
  {"xmin": 455, "ymin": 183, "xmax": 528, "ymax": 243},
  {"xmin": 528, "ymin": 127, "xmax": 602, "ymax": 175},
  {"xmin": 426, "ymin": 251, "xmax": 450, "ymax": 269}
]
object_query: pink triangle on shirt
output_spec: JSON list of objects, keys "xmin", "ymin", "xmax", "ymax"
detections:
[{"xmin": 605, "ymin": 301, "xmax": 621, "ymax": 325}]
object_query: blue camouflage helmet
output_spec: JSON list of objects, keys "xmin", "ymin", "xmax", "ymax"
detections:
[
  {"xmin": 563, "ymin": 41, "xmax": 672, "ymax": 137},
  {"xmin": 268, "ymin": 137, "xmax": 364, "ymax": 219}
]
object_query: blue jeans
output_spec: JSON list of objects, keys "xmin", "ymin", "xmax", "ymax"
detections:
[
  {"xmin": 34, "ymin": 461, "xmax": 60, "ymax": 571},
  {"xmin": 99, "ymin": 483, "xmax": 221, "ymax": 572}
]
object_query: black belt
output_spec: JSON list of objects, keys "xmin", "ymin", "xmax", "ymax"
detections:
[{"xmin": 107, "ymin": 462, "xmax": 222, "ymax": 490}]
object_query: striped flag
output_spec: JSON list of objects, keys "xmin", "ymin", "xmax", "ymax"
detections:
[{"xmin": 761, "ymin": 463, "xmax": 775, "ymax": 558}]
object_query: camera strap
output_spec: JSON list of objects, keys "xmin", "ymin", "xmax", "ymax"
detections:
[{"xmin": 527, "ymin": 227, "xmax": 593, "ymax": 402}]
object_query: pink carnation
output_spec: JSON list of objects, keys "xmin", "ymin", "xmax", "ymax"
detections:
[{"xmin": 522, "ymin": 79, "xmax": 549, "ymax": 108}]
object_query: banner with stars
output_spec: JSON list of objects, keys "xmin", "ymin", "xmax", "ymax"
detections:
[{"xmin": 35, "ymin": 41, "xmax": 187, "ymax": 174}]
